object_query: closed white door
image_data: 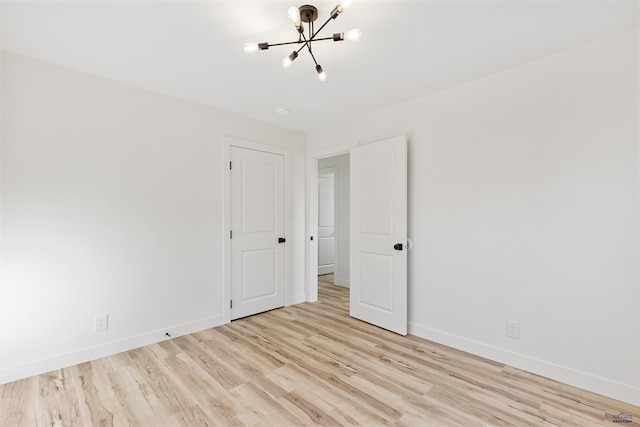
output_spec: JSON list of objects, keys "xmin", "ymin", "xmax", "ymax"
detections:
[
  {"xmin": 318, "ymin": 169, "xmax": 336, "ymax": 275},
  {"xmin": 230, "ymin": 146, "xmax": 285, "ymax": 320},
  {"xmin": 350, "ymin": 136, "xmax": 407, "ymax": 335}
]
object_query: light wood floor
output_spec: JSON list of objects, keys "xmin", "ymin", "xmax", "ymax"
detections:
[{"xmin": 1, "ymin": 275, "xmax": 638, "ymax": 426}]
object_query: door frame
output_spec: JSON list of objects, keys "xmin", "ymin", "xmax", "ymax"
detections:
[
  {"xmin": 223, "ymin": 136, "xmax": 291, "ymax": 323},
  {"xmin": 306, "ymin": 141, "xmax": 358, "ymax": 302}
]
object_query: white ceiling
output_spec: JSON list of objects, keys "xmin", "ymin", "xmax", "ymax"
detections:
[{"xmin": 1, "ymin": 0, "xmax": 638, "ymax": 133}]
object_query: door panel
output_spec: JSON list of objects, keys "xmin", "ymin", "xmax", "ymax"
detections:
[
  {"xmin": 350, "ymin": 136, "xmax": 407, "ymax": 335},
  {"xmin": 358, "ymin": 252, "xmax": 394, "ymax": 312},
  {"xmin": 241, "ymin": 160, "xmax": 276, "ymax": 233},
  {"xmin": 242, "ymin": 249, "xmax": 276, "ymax": 300},
  {"xmin": 359, "ymin": 153, "xmax": 394, "ymax": 235},
  {"xmin": 231, "ymin": 146, "xmax": 285, "ymax": 320}
]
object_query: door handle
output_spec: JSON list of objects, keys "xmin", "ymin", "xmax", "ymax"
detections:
[
  {"xmin": 278, "ymin": 237, "xmax": 286, "ymax": 243},
  {"xmin": 394, "ymin": 243, "xmax": 403, "ymax": 251}
]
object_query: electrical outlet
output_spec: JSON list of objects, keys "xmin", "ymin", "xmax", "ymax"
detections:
[
  {"xmin": 95, "ymin": 314, "xmax": 108, "ymax": 332},
  {"xmin": 506, "ymin": 320, "xmax": 520, "ymax": 339}
]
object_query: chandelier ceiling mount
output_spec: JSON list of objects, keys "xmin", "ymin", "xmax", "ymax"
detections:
[{"xmin": 298, "ymin": 5, "xmax": 319, "ymax": 23}]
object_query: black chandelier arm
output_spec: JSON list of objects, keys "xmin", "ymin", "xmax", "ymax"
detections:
[
  {"xmin": 294, "ymin": 38, "xmax": 310, "ymax": 56},
  {"xmin": 264, "ymin": 36, "xmax": 336, "ymax": 50},
  {"xmin": 295, "ymin": 43, "xmax": 307, "ymax": 55},
  {"xmin": 309, "ymin": 15, "xmax": 334, "ymax": 42},
  {"xmin": 308, "ymin": 36, "xmax": 335, "ymax": 42},
  {"xmin": 303, "ymin": 35, "xmax": 320, "ymax": 66},
  {"xmin": 264, "ymin": 40, "xmax": 305, "ymax": 48}
]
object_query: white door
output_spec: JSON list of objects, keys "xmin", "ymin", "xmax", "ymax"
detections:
[
  {"xmin": 317, "ymin": 169, "xmax": 336, "ymax": 275},
  {"xmin": 230, "ymin": 146, "xmax": 285, "ymax": 320},
  {"xmin": 350, "ymin": 136, "xmax": 407, "ymax": 335}
]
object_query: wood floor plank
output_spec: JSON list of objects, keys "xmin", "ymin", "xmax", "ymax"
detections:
[{"xmin": 1, "ymin": 274, "xmax": 638, "ymax": 426}]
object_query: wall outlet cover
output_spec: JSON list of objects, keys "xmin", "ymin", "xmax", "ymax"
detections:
[
  {"xmin": 95, "ymin": 314, "xmax": 109, "ymax": 332},
  {"xmin": 507, "ymin": 320, "xmax": 520, "ymax": 339}
]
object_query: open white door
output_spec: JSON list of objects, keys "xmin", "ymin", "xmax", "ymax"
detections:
[
  {"xmin": 350, "ymin": 136, "xmax": 407, "ymax": 335},
  {"xmin": 230, "ymin": 146, "xmax": 285, "ymax": 320}
]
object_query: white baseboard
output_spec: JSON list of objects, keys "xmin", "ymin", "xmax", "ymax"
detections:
[
  {"xmin": 408, "ymin": 322, "xmax": 640, "ymax": 407},
  {"xmin": 333, "ymin": 278, "xmax": 350, "ymax": 288},
  {"xmin": 0, "ymin": 314, "xmax": 226, "ymax": 385},
  {"xmin": 317, "ymin": 266, "xmax": 334, "ymax": 275},
  {"xmin": 287, "ymin": 293, "xmax": 306, "ymax": 306}
]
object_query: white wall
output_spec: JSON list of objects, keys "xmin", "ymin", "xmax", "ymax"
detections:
[
  {"xmin": 0, "ymin": 51, "xmax": 306, "ymax": 383},
  {"xmin": 308, "ymin": 30, "xmax": 640, "ymax": 405},
  {"xmin": 318, "ymin": 154, "xmax": 350, "ymax": 287}
]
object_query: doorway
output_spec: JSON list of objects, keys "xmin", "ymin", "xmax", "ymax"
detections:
[
  {"xmin": 306, "ymin": 136, "xmax": 408, "ymax": 335},
  {"xmin": 307, "ymin": 142, "xmax": 357, "ymax": 303},
  {"xmin": 317, "ymin": 155, "xmax": 350, "ymax": 297}
]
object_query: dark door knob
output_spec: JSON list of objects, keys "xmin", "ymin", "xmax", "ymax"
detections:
[
  {"xmin": 394, "ymin": 243, "xmax": 403, "ymax": 251},
  {"xmin": 278, "ymin": 237, "xmax": 286, "ymax": 243}
]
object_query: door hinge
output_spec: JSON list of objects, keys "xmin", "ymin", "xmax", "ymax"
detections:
[
  {"xmin": 230, "ymin": 230, "xmax": 232, "ymax": 239},
  {"xmin": 230, "ymin": 300, "xmax": 233, "ymax": 309},
  {"xmin": 229, "ymin": 161, "xmax": 232, "ymax": 170}
]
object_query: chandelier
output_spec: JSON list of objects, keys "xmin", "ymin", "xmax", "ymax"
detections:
[{"xmin": 244, "ymin": 1, "xmax": 361, "ymax": 81}]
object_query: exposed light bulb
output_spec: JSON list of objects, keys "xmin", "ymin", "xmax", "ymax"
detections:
[
  {"xmin": 288, "ymin": 6, "xmax": 301, "ymax": 23},
  {"xmin": 282, "ymin": 51, "xmax": 298, "ymax": 68},
  {"xmin": 243, "ymin": 43, "xmax": 259, "ymax": 53},
  {"xmin": 316, "ymin": 65, "xmax": 327, "ymax": 82},
  {"xmin": 344, "ymin": 28, "xmax": 361, "ymax": 41}
]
